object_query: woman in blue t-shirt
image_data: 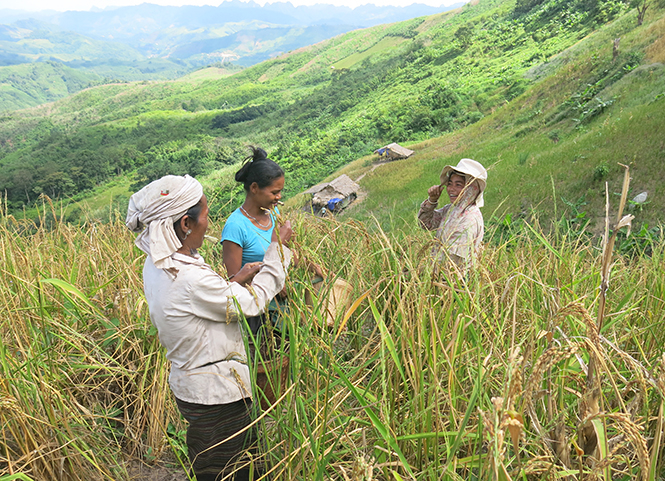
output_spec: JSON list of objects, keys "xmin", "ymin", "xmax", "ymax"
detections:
[{"xmin": 221, "ymin": 146, "xmax": 286, "ymax": 336}]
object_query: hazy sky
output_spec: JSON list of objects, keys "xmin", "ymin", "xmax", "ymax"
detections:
[{"xmin": 5, "ymin": 0, "xmax": 461, "ymax": 12}]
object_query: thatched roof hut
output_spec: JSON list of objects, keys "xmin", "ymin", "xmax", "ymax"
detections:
[
  {"xmin": 374, "ymin": 142, "xmax": 414, "ymax": 160},
  {"xmin": 306, "ymin": 174, "xmax": 360, "ymax": 206},
  {"xmin": 305, "ymin": 174, "xmax": 360, "ymax": 213}
]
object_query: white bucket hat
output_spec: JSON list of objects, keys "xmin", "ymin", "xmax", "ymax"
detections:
[{"xmin": 439, "ymin": 158, "xmax": 487, "ymax": 208}]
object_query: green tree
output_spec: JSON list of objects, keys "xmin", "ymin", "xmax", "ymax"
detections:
[
  {"xmin": 34, "ymin": 171, "xmax": 75, "ymax": 198},
  {"xmin": 455, "ymin": 25, "xmax": 474, "ymax": 49},
  {"xmin": 514, "ymin": 0, "xmax": 546, "ymax": 15},
  {"xmin": 12, "ymin": 169, "xmax": 34, "ymax": 204}
]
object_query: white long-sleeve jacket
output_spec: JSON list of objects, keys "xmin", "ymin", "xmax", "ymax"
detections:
[{"xmin": 143, "ymin": 242, "xmax": 291, "ymax": 405}]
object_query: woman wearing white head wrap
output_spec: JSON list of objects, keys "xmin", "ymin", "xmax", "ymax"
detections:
[
  {"xmin": 126, "ymin": 174, "xmax": 203, "ymax": 272},
  {"xmin": 418, "ymin": 158, "xmax": 487, "ymax": 270},
  {"xmin": 127, "ymin": 175, "xmax": 293, "ymax": 481}
]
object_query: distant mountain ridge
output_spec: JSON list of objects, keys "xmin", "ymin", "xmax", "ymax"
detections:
[
  {"xmin": 0, "ymin": 1, "xmax": 461, "ymax": 110},
  {"xmin": 2, "ymin": 2, "xmax": 461, "ymax": 34}
]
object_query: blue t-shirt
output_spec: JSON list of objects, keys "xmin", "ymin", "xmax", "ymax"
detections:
[{"xmin": 221, "ymin": 207, "xmax": 279, "ymax": 267}]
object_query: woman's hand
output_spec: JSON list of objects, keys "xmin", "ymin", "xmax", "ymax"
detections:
[
  {"xmin": 231, "ymin": 261, "xmax": 263, "ymax": 287},
  {"xmin": 272, "ymin": 220, "xmax": 293, "ymax": 246},
  {"xmin": 307, "ymin": 260, "xmax": 325, "ymax": 279},
  {"xmin": 427, "ymin": 184, "xmax": 443, "ymax": 203}
]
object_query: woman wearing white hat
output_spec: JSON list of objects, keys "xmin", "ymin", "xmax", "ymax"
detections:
[
  {"xmin": 418, "ymin": 158, "xmax": 487, "ymax": 269},
  {"xmin": 127, "ymin": 174, "xmax": 292, "ymax": 480}
]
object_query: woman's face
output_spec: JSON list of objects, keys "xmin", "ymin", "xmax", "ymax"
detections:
[
  {"xmin": 251, "ymin": 176, "xmax": 284, "ymax": 209},
  {"xmin": 187, "ymin": 195, "xmax": 209, "ymax": 249},
  {"xmin": 446, "ymin": 173, "xmax": 467, "ymax": 203}
]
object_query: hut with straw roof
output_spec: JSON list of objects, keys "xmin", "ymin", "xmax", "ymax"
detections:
[
  {"xmin": 374, "ymin": 142, "xmax": 414, "ymax": 161},
  {"xmin": 305, "ymin": 174, "xmax": 360, "ymax": 215}
]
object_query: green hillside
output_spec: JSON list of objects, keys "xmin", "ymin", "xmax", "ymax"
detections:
[
  {"xmin": 0, "ymin": 61, "xmax": 102, "ymax": 111},
  {"xmin": 0, "ymin": 23, "xmax": 200, "ymax": 110},
  {"xmin": 0, "ymin": 57, "xmax": 196, "ymax": 111},
  {"xmin": 0, "ymin": 0, "xmax": 663, "ymax": 231}
]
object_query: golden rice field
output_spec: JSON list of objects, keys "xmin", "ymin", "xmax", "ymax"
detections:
[{"xmin": 1, "ymin": 198, "xmax": 664, "ymax": 480}]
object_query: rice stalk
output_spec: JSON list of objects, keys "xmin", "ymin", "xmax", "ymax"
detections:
[{"xmin": 1, "ymin": 197, "xmax": 664, "ymax": 480}]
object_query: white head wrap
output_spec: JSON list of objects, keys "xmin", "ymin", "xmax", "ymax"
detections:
[{"xmin": 126, "ymin": 175, "xmax": 203, "ymax": 270}]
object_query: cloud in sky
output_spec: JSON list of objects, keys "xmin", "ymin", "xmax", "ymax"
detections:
[{"xmin": 10, "ymin": 0, "xmax": 459, "ymax": 12}]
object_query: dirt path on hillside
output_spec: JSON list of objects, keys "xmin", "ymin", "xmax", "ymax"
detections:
[{"xmin": 354, "ymin": 160, "xmax": 389, "ymax": 183}]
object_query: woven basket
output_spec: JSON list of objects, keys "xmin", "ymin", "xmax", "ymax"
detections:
[
  {"xmin": 255, "ymin": 355, "xmax": 290, "ymax": 411},
  {"xmin": 305, "ymin": 277, "xmax": 353, "ymax": 328}
]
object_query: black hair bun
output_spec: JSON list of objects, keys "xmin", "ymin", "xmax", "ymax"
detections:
[
  {"xmin": 234, "ymin": 162, "xmax": 250, "ymax": 182},
  {"xmin": 251, "ymin": 146, "xmax": 268, "ymax": 162},
  {"xmin": 234, "ymin": 145, "xmax": 284, "ymax": 190},
  {"xmin": 235, "ymin": 146, "xmax": 268, "ymax": 182}
]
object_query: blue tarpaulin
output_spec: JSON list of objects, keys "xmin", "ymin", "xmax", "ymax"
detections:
[{"xmin": 326, "ymin": 198, "xmax": 343, "ymax": 210}]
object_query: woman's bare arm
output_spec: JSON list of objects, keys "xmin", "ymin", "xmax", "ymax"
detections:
[{"xmin": 222, "ymin": 240, "xmax": 244, "ymax": 277}]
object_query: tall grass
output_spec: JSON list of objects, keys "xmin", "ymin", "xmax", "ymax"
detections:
[
  {"xmin": 0, "ymin": 199, "xmax": 181, "ymax": 480},
  {"xmin": 1, "ymin": 199, "xmax": 664, "ymax": 480},
  {"xmin": 267, "ymin": 213, "xmax": 665, "ymax": 480}
]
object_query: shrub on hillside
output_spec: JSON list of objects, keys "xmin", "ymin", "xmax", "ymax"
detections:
[
  {"xmin": 455, "ymin": 25, "xmax": 474, "ymax": 49},
  {"xmin": 593, "ymin": 162, "xmax": 609, "ymax": 181},
  {"xmin": 211, "ymin": 104, "xmax": 278, "ymax": 130}
]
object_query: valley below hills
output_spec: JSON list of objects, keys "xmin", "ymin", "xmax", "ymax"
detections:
[
  {"xmin": 0, "ymin": 0, "xmax": 663, "ymax": 235},
  {"xmin": 0, "ymin": 1, "xmax": 459, "ymax": 110}
]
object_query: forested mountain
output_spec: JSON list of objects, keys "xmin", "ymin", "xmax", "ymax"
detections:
[
  {"xmin": 0, "ymin": 2, "xmax": 459, "ymax": 110},
  {"xmin": 0, "ymin": 3, "xmax": 461, "ymax": 67},
  {"xmin": 0, "ymin": 20, "xmax": 144, "ymax": 62},
  {"xmin": 1, "ymin": 0, "xmax": 663, "ymax": 226},
  {"xmin": 0, "ymin": 62, "xmax": 103, "ymax": 111},
  {"xmin": 0, "ymin": 15, "xmax": 355, "ymax": 68}
]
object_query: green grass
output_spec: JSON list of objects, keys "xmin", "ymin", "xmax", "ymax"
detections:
[
  {"xmin": 333, "ymin": 36, "xmax": 408, "ymax": 69},
  {"xmin": 176, "ymin": 66, "xmax": 240, "ymax": 83},
  {"xmin": 343, "ymin": 93, "xmax": 665, "ymax": 234}
]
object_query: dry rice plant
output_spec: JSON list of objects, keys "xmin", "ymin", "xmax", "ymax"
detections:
[
  {"xmin": 0, "ymin": 204, "xmax": 183, "ymax": 480},
  {"xmin": 0, "ymin": 193, "xmax": 664, "ymax": 480}
]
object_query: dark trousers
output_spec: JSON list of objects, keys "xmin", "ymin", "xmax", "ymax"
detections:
[{"xmin": 175, "ymin": 397, "xmax": 264, "ymax": 481}]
